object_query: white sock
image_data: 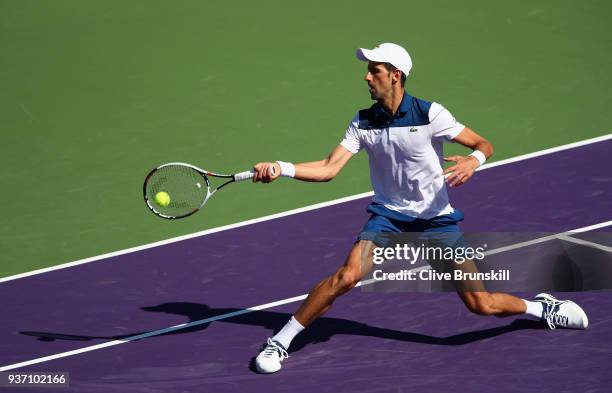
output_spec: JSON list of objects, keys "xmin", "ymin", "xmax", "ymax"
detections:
[
  {"xmin": 272, "ymin": 316, "xmax": 305, "ymax": 350},
  {"xmin": 522, "ymin": 299, "xmax": 544, "ymax": 320}
]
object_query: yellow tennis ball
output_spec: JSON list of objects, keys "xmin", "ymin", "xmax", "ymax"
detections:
[{"xmin": 154, "ymin": 191, "xmax": 171, "ymax": 207}]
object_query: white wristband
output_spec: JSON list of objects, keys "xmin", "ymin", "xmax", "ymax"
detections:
[
  {"xmin": 275, "ymin": 161, "xmax": 296, "ymax": 178},
  {"xmin": 469, "ymin": 150, "xmax": 486, "ymax": 167}
]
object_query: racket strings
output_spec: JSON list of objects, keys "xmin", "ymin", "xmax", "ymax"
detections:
[{"xmin": 145, "ymin": 165, "xmax": 209, "ymax": 217}]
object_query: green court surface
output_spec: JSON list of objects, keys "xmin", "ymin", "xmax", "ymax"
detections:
[{"xmin": 1, "ymin": 0, "xmax": 610, "ymax": 277}]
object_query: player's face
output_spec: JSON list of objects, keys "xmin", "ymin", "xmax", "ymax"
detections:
[{"xmin": 364, "ymin": 62, "xmax": 393, "ymax": 101}]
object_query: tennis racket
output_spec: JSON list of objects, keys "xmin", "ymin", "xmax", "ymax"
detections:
[{"xmin": 143, "ymin": 162, "xmax": 269, "ymax": 219}]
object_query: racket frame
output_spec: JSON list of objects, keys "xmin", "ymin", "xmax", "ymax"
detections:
[{"xmin": 143, "ymin": 162, "xmax": 247, "ymax": 219}]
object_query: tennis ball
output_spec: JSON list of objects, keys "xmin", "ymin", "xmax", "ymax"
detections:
[{"xmin": 154, "ymin": 191, "xmax": 171, "ymax": 207}]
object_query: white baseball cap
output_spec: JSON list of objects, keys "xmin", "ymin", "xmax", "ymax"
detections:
[{"xmin": 356, "ymin": 43, "xmax": 412, "ymax": 76}]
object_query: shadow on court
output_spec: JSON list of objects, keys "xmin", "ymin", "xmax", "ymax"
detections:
[{"xmin": 20, "ymin": 302, "xmax": 545, "ymax": 353}]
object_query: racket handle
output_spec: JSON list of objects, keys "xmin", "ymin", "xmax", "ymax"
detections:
[
  {"xmin": 234, "ymin": 165, "xmax": 277, "ymax": 182},
  {"xmin": 234, "ymin": 170, "xmax": 255, "ymax": 182}
]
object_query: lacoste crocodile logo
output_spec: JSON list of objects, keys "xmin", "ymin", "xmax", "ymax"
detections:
[{"xmin": 409, "ymin": 127, "xmax": 418, "ymax": 132}]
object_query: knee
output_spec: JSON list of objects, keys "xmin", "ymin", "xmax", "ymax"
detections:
[
  {"xmin": 332, "ymin": 268, "xmax": 362, "ymax": 294},
  {"xmin": 463, "ymin": 293, "xmax": 496, "ymax": 316}
]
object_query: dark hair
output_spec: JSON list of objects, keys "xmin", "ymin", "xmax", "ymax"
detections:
[{"xmin": 383, "ymin": 63, "xmax": 406, "ymax": 87}]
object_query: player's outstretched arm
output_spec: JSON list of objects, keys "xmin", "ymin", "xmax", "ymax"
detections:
[
  {"xmin": 444, "ymin": 127, "xmax": 493, "ymax": 187},
  {"xmin": 252, "ymin": 144, "xmax": 354, "ymax": 183}
]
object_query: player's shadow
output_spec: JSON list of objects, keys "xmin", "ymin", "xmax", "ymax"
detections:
[{"xmin": 21, "ymin": 302, "xmax": 544, "ymax": 355}]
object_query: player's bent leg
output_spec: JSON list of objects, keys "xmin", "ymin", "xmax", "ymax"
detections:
[
  {"xmin": 458, "ymin": 291, "xmax": 527, "ymax": 317},
  {"xmin": 457, "ymin": 291, "xmax": 588, "ymax": 329},
  {"xmin": 450, "ymin": 259, "xmax": 530, "ymax": 317},
  {"xmin": 450, "ymin": 253, "xmax": 588, "ymax": 329},
  {"xmin": 255, "ymin": 240, "xmax": 375, "ymax": 374}
]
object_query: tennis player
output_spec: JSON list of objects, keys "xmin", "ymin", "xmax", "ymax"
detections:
[{"xmin": 251, "ymin": 43, "xmax": 589, "ymax": 374}]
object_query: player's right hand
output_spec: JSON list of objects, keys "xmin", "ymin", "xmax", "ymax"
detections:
[{"xmin": 253, "ymin": 162, "xmax": 281, "ymax": 183}]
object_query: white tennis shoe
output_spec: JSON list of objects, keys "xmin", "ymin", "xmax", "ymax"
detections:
[
  {"xmin": 533, "ymin": 293, "xmax": 589, "ymax": 329},
  {"xmin": 255, "ymin": 338, "xmax": 288, "ymax": 373}
]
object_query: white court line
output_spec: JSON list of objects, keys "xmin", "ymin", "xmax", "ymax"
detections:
[
  {"xmin": 476, "ymin": 133, "xmax": 611, "ymax": 170},
  {"xmin": 1, "ymin": 133, "xmax": 610, "ymax": 284},
  {"xmin": 0, "ymin": 191, "xmax": 372, "ymax": 284},
  {"xmin": 558, "ymin": 234, "xmax": 612, "ymax": 253},
  {"xmin": 2, "ymin": 220, "xmax": 611, "ymax": 372},
  {"xmin": 483, "ymin": 221, "xmax": 612, "ymax": 256},
  {"xmin": 0, "ymin": 294, "xmax": 308, "ymax": 372}
]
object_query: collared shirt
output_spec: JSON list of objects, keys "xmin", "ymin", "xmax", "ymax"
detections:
[{"xmin": 340, "ymin": 92, "xmax": 465, "ymax": 219}]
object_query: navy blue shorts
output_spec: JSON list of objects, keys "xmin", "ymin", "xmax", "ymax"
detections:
[{"xmin": 358, "ymin": 203, "xmax": 466, "ymax": 247}]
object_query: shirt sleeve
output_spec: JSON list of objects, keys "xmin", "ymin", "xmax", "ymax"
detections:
[
  {"xmin": 340, "ymin": 113, "xmax": 363, "ymax": 154},
  {"xmin": 428, "ymin": 102, "xmax": 465, "ymax": 141}
]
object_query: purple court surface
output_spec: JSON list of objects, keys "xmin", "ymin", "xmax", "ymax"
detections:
[{"xmin": 1, "ymin": 139, "xmax": 611, "ymax": 393}]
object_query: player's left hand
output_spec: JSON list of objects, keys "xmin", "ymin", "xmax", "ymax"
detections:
[{"xmin": 443, "ymin": 155, "xmax": 480, "ymax": 187}]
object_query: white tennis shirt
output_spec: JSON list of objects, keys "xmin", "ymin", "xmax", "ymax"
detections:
[{"xmin": 340, "ymin": 93, "xmax": 465, "ymax": 219}]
